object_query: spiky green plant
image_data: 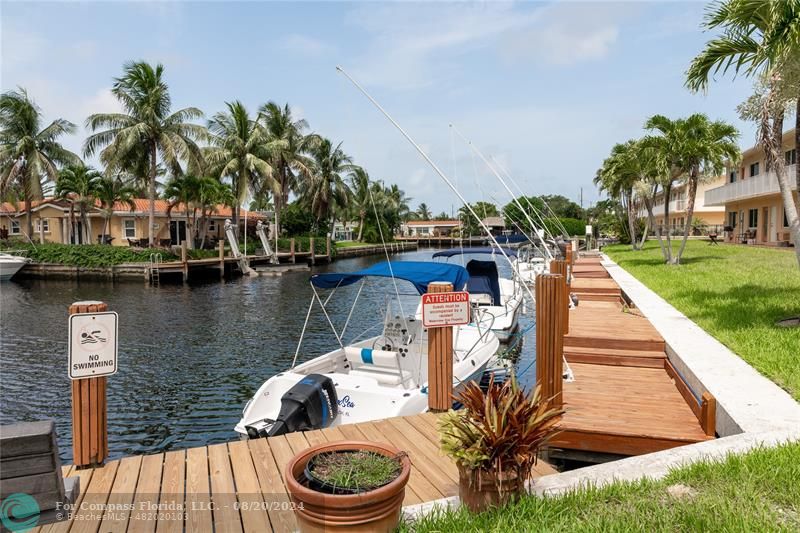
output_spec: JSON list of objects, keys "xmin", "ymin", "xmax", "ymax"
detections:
[{"xmin": 439, "ymin": 377, "xmax": 563, "ymax": 486}]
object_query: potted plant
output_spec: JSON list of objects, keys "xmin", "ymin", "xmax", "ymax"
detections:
[
  {"xmin": 284, "ymin": 440, "xmax": 410, "ymax": 532},
  {"xmin": 439, "ymin": 377, "xmax": 563, "ymax": 513}
]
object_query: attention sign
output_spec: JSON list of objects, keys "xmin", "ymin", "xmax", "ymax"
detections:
[
  {"xmin": 68, "ymin": 312, "xmax": 118, "ymax": 379},
  {"xmin": 421, "ymin": 291, "xmax": 470, "ymax": 328}
]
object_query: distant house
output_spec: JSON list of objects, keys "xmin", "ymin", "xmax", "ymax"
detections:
[
  {"xmin": 481, "ymin": 216, "xmax": 508, "ymax": 236},
  {"xmin": 0, "ymin": 197, "xmax": 266, "ymax": 246},
  {"xmin": 333, "ymin": 220, "xmax": 358, "ymax": 241},
  {"xmin": 400, "ymin": 219, "xmax": 462, "ymax": 238}
]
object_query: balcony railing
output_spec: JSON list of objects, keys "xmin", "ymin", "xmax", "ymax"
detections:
[{"xmin": 705, "ymin": 165, "xmax": 797, "ymax": 206}]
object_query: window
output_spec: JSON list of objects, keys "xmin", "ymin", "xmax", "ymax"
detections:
[
  {"xmin": 34, "ymin": 219, "xmax": 49, "ymax": 233},
  {"xmin": 784, "ymin": 209, "xmax": 790, "ymax": 228},
  {"xmin": 749, "ymin": 162, "xmax": 760, "ymax": 177},
  {"xmin": 728, "ymin": 212, "xmax": 737, "ymax": 229},
  {"xmin": 123, "ymin": 219, "xmax": 136, "ymax": 238},
  {"xmin": 208, "ymin": 220, "xmax": 216, "ymax": 232},
  {"xmin": 729, "ymin": 169, "xmax": 738, "ymax": 183},
  {"xmin": 786, "ymin": 149, "xmax": 797, "ymax": 166},
  {"xmin": 10, "ymin": 220, "xmax": 20, "ymax": 234},
  {"xmin": 748, "ymin": 208, "xmax": 759, "ymax": 228}
]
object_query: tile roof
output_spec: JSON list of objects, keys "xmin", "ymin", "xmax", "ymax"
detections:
[
  {"xmin": 1, "ymin": 198, "xmax": 265, "ymax": 219},
  {"xmin": 405, "ymin": 219, "xmax": 461, "ymax": 226}
]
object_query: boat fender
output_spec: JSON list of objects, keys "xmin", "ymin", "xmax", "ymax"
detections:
[
  {"xmin": 260, "ymin": 374, "xmax": 339, "ymax": 437},
  {"xmin": 570, "ymin": 293, "xmax": 579, "ymax": 307}
]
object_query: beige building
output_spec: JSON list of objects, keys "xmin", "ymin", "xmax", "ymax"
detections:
[
  {"xmin": 0, "ymin": 198, "xmax": 265, "ymax": 247},
  {"xmin": 399, "ymin": 220, "xmax": 461, "ymax": 238},
  {"xmin": 704, "ymin": 129, "xmax": 797, "ymax": 246},
  {"xmin": 637, "ymin": 175, "xmax": 727, "ymax": 235}
]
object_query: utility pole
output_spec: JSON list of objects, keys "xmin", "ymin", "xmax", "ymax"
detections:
[{"xmin": 580, "ymin": 187, "xmax": 583, "ymax": 209}]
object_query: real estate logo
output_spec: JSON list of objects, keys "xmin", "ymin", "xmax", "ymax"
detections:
[{"xmin": 0, "ymin": 493, "xmax": 40, "ymax": 532}]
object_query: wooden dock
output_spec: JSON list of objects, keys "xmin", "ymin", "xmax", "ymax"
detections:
[
  {"xmin": 549, "ymin": 256, "xmax": 715, "ymax": 458},
  {"xmin": 33, "ymin": 413, "xmax": 555, "ymax": 533}
]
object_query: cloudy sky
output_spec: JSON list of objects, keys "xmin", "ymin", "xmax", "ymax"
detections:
[{"xmin": 2, "ymin": 1, "xmax": 757, "ymax": 214}]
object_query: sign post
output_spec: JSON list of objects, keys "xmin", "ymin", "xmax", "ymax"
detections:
[
  {"xmin": 68, "ymin": 301, "xmax": 116, "ymax": 467},
  {"xmin": 423, "ymin": 283, "xmax": 469, "ymax": 411}
]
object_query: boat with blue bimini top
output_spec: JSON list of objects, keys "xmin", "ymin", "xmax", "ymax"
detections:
[
  {"xmin": 235, "ymin": 261, "xmax": 500, "ymax": 439},
  {"xmin": 429, "ymin": 247, "xmax": 525, "ymax": 343}
]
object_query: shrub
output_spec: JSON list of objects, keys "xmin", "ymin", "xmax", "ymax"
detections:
[{"xmin": 7, "ymin": 243, "xmax": 178, "ymax": 267}]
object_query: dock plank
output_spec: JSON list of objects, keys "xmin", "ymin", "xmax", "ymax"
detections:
[
  {"xmin": 227, "ymin": 441, "xmax": 271, "ymax": 533},
  {"xmin": 127, "ymin": 453, "xmax": 164, "ymax": 533},
  {"xmin": 247, "ymin": 438, "xmax": 296, "ymax": 533},
  {"xmin": 97, "ymin": 455, "xmax": 141, "ymax": 533},
  {"xmin": 184, "ymin": 447, "xmax": 212, "ymax": 533},
  {"xmin": 207, "ymin": 444, "xmax": 242, "ymax": 533},
  {"xmin": 68, "ymin": 460, "xmax": 119, "ymax": 533},
  {"xmin": 155, "ymin": 450, "xmax": 185, "ymax": 533}
]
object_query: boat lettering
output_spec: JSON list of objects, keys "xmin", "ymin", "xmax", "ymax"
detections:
[{"xmin": 337, "ymin": 395, "xmax": 355, "ymax": 408}]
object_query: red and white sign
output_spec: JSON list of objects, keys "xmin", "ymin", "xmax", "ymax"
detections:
[{"xmin": 421, "ymin": 291, "xmax": 470, "ymax": 328}]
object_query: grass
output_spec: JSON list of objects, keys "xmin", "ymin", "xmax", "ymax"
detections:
[
  {"xmin": 335, "ymin": 240, "xmax": 373, "ymax": 248},
  {"xmin": 604, "ymin": 240, "xmax": 800, "ymax": 400},
  {"xmin": 400, "ymin": 441, "xmax": 800, "ymax": 532},
  {"xmin": 309, "ymin": 450, "xmax": 401, "ymax": 492}
]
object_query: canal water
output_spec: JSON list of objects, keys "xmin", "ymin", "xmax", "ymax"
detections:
[{"xmin": 0, "ymin": 248, "xmax": 535, "ymax": 461}]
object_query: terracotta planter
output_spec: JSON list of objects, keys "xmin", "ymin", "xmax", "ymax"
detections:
[
  {"xmin": 458, "ymin": 464, "xmax": 524, "ymax": 513},
  {"xmin": 284, "ymin": 440, "xmax": 411, "ymax": 533}
]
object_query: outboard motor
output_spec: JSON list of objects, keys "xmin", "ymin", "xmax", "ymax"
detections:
[{"xmin": 246, "ymin": 374, "xmax": 338, "ymax": 438}]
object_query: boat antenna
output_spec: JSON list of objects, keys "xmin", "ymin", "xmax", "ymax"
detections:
[
  {"xmin": 449, "ymin": 125, "xmax": 553, "ymax": 261},
  {"xmin": 335, "ymin": 65, "xmax": 536, "ymax": 305}
]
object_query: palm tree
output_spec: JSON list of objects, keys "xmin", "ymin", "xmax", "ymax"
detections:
[
  {"xmin": 416, "ymin": 202, "xmax": 432, "ymax": 221},
  {"xmin": 55, "ymin": 164, "xmax": 102, "ymax": 244},
  {"xmin": 594, "ymin": 141, "xmax": 641, "ymax": 250},
  {"xmin": 85, "ymin": 61, "xmax": 206, "ymax": 246},
  {"xmin": 348, "ymin": 167, "xmax": 371, "ymax": 242},
  {"xmin": 95, "ymin": 175, "xmax": 137, "ymax": 243},
  {"xmin": 258, "ymin": 102, "xmax": 316, "ymax": 236},
  {"xmin": 302, "ymin": 138, "xmax": 354, "ymax": 233},
  {"xmin": 386, "ymin": 184, "xmax": 412, "ymax": 225},
  {"xmin": 644, "ymin": 114, "xmax": 739, "ymax": 264},
  {"xmin": 686, "ymin": 0, "xmax": 800, "ymax": 266},
  {"xmin": 206, "ymin": 100, "xmax": 276, "ymax": 229},
  {"xmin": 197, "ymin": 177, "xmax": 234, "ymax": 248},
  {"xmin": 0, "ymin": 88, "xmax": 79, "ymax": 237}
]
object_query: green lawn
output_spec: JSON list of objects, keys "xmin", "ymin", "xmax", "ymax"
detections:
[
  {"xmin": 334, "ymin": 240, "xmax": 371, "ymax": 248},
  {"xmin": 401, "ymin": 441, "xmax": 800, "ymax": 532},
  {"xmin": 605, "ymin": 240, "xmax": 800, "ymax": 400}
]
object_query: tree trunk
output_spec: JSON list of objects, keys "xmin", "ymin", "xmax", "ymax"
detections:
[
  {"xmin": 674, "ymin": 170, "xmax": 698, "ymax": 264},
  {"xmin": 645, "ymin": 184, "xmax": 667, "ymax": 259},
  {"xmin": 663, "ymin": 183, "xmax": 672, "ymax": 264},
  {"xmin": 638, "ymin": 218, "xmax": 649, "ymax": 249},
  {"xmin": 625, "ymin": 191, "xmax": 639, "ymax": 250},
  {"xmin": 356, "ymin": 212, "xmax": 365, "ymax": 242},
  {"xmin": 24, "ymin": 194, "xmax": 33, "ymax": 240},
  {"xmin": 102, "ymin": 215, "xmax": 110, "ymax": 243},
  {"xmin": 763, "ymin": 93, "xmax": 800, "ymax": 267},
  {"xmin": 148, "ymin": 144, "xmax": 157, "ymax": 247},
  {"xmin": 81, "ymin": 207, "xmax": 92, "ymax": 245},
  {"xmin": 796, "ymin": 97, "xmax": 799, "ymax": 216}
]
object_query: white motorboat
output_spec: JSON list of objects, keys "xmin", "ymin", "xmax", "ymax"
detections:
[
  {"xmin": 0, "ymin": 252, "xmax": 29, "ymax": 281},
  {"xmin": 430, "ymin": 248, "xmax": 524, "ymax": 343},
  {"xmin": 235, "ymin": 261, "xmax": 500, "ymax": 438},
  {"xmin": 515, "ymin": 244, "xmax": 551, "ymax": 284}
]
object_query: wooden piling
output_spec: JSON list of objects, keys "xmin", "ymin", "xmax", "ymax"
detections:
[
  {"xmin": 181, "ymin": 240, "xmax": 188, "ymax": 283},
  {"xmin": 290, "ymin": 238, "xmax": 296, "ymax": 264},
  {"xmin": 310, "ymin": 237, "xmax": 316, "ymax": 266},
  {"xmin": 535, "ymin": 274, "xmax": 564, "ymax": 410},
  {"xmin": 549, "ymin": 259, "xmax": 570, "ymax": 335},
  {"xmin": 69, "ymin": 301, "xmax": 108, "ymax": 467},
  {"xmin": 427, "ymin": 281, "xmax": 454, "ymax": 412},
  {"xmin": 701, "ymin": 392, "xmax": 717, "ymax": 437},
  {"xmin": 218, "ymin": 240, "xmax": 225, "ymax": 279},
  {"xmin": 326, "ymin": 234, "xmax": 331, "ymax": 260}
]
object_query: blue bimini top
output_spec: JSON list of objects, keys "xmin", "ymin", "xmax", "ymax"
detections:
[
  {"xmin": 431, "ymin": 247, "xmax": 518, "ymax": 259},
  {"xmin": 310, "ymin": 261, "xmax": 469, "ymax": 295}
]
